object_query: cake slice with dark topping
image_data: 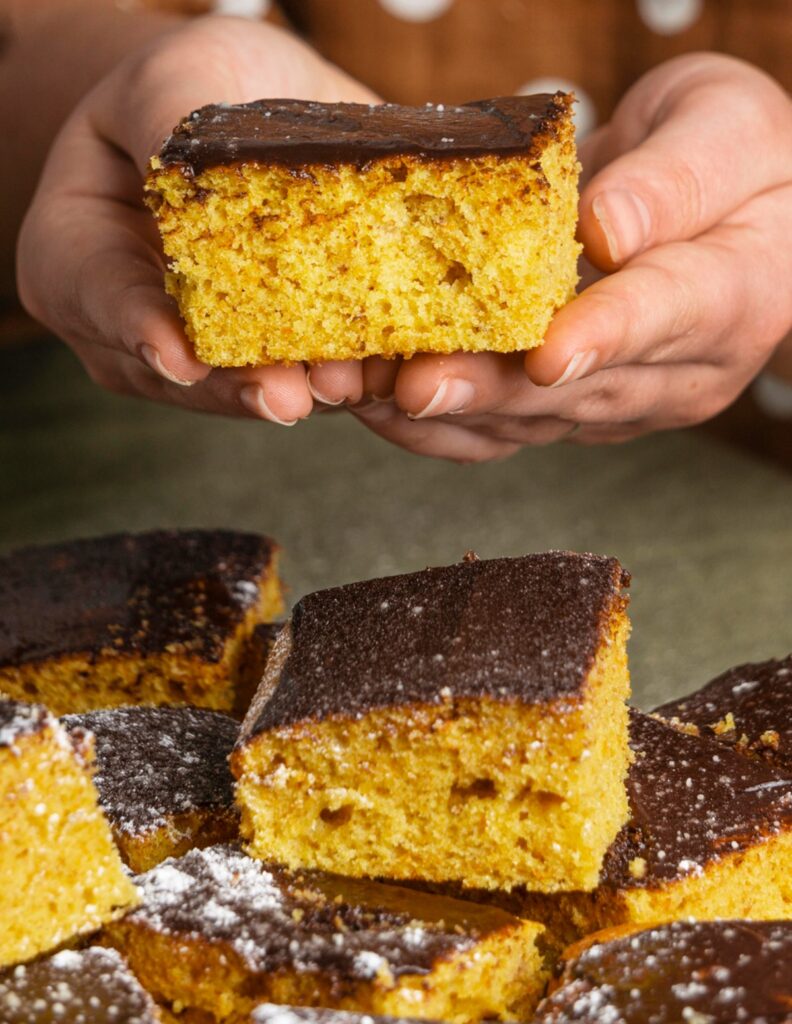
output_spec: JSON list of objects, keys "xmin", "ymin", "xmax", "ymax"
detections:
[
  {"xmin": 0, "ymin": 698, "xmax": 138, "ymax": 967},
  {"xmin": 103, "ymin": 845, "xmax": 548, "ymax": 1024},
  {"xmin": 0, "ymin": 530, "xmax": 283, "ymax": 715},
  {"xmin": 233, "ymin": 552, "xmax": 631, "ymax": 893},
  {"xmin": 63, "ymin": 705, "xmax": 240, "ymax": 872}
]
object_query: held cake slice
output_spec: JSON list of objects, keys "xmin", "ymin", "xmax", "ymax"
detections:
[
  {"xmin": 0, "ymin": 530, "xmax": 283, "ymax": 715},
  {"xmin": 104, "ymin": 844, "xmax": 548, "ymax": 1024},
  {"xmin": 500, "ymin": 710, "xmax": 792, "ymax": 948},
  {"xmin": 63, "ymin": 706, "xmax": 240, "ymax": 872},
  {"xmin": 0, "ymin": 698, "xmax": 138, "ymax": 967},
  {"xmin": 146, "ymin": 95, "xmax": 581, "ymax": 367},
  {"xmin": 655, "ymin": 654, "xmax": 792, "ymax": 774},
  {"xmin": 0, "ymin": 947, "xmax": 161, "ymax": 1023},
  {"xmin": 233, "ymin": 552, "xmax": 631, "ymax": 892},
  {"xmin": 534, "ymin": 920, "xmax": 792, "ymax": 1023}
]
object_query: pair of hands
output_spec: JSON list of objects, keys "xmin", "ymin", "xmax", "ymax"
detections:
[{"xmin": 17, "ymin": 17, "xmax": 792, "ymax": 462}]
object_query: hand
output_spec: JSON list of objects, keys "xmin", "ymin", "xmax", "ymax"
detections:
[
  {"xmin": 354, "ymin": 53, "xmax": 792, "ymax": 460},
  {"xmin": 17, "ymin": 16, "xmax": 372, "ymax": 423}
]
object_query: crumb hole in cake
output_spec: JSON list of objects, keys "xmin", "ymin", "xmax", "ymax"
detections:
[
  {"xmin": 450, "ymin": 778, "xmax": 497, "ymax": 800},
  {"xmin": 388, "ymin": 164, "xmax": 408, "ymax": 182},
  {"xmin": 443, "ymin": 261, "xmax": 472, "ymax": 288},
  {"xmin": 319, "ymin": 804, "xmax": 354, "ymax": 827}
]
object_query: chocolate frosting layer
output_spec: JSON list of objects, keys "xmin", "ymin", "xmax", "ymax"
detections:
[
  {"xmin": 243, "ymin": 552, "xmax": 628, "ymax": 735},
  {"xmin": 0, "ymin": 530, "xmax": 276, "ymax": 667},
  {"xmin": 601, "ymin": 710, "xmax": 792, "ymax": 891},
  {"xmin": 128, "ymin": 845, "xmax": 517, "ymax": 977},
  {"xmin": 536, "ymin": 920, "xmax": 792, "ymax": 1023},
  {"xmin": 0, "ymin": 947, "xmax": 159, "ymax": 1024},
  {"xmin": 157, "ymin": 94, "xmax": 569, "ymax": 175},
  {"xmin": 63, "ymin": 706, "xmax": 238, "ymax": 836},
  {"xmin": 0, "ymin": 698, "xmax": 50, "ymax": 749},
  {"xmin": 655, "ymin": 655, "xmax": 792, "ymax": 775}
]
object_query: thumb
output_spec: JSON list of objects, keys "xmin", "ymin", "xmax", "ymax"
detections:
[{"xmin": 579, "ymin": 54, "xmax": 792, "ymax": 271}]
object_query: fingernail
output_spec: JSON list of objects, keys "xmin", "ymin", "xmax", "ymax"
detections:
[
  {"xmin": 306, "ymin": 370, "xmax": 345, "ymax": 406},
  {"xmin": 408, "ymin": 379, "xmax": 476, "ymax": 420},
  {"xmin": 239, "ymin": 384, "xmax": 298, "ymax": 426},
  {"xmin": 139, "ymin": 343, "xmax": 195, "ymax": 386},
  {"xmin": 549, "ymin": 350, "xmax": 598, "ymax": 388},
  {"xmin": 592, "ymin": 189, "xmax": 651, "ymax": 264}
]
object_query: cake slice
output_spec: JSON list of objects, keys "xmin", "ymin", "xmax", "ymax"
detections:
[
  {"xmin": 500, "ymin": 710, "xmax": 792, "ymax": 948},
  {"xmin": 0, "ymin": 698, "xmax": 138, "ymax": 967},
  {"xmin": 63, "ymin": 705, "xmax": 240, "ymax": 872},
  {"xmin": 104, "ymin": 845, "xmax": 548, "ymax": 1024},
  {"xmin": 655, "ymin": 654, "xmax": 791, "ymax": 774},
  {"xmin": 534, "ymin": 920, "xmax": 792, "ymax": 1023},
  {"xmin": 0, "ymin": 947, "xmax": 161, "ymax": 1023},
  {"xmin": 233, "ymin": 552, "xmax": 631, "ymax": 892},
  {"xmin": 146, "ymin": 95, "xmax": 581, "ymax": 367},
  {"xmin": 0, "ymin": 529, "xmax": 282, "ymax": 715}
]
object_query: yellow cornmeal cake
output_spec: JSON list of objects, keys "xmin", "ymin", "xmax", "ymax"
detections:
[
  {"xmin": 233, "ymin": 552, "xmax": 631, "ymax": 893},
  {"xmin": 104, "ymin": 844, "xmax": 548, "ymax": 1024},
  {"xmin": 0, "ymin": 698, "xmax": 138, "ymax": 967},
  {"xmin": 0, "ymin": 530, "xmax": 283, "ymax": 716},
  {"xmin": 146, "ymin": 95, "xmax": 581, "ymax": 366},
  {"xmin": 534, "ymin": 920, "xmax": 792, "ymax": 1023},
  {"xmin": 62, "ymin": 706, "xmax": 240, "ymax": 872},
  {"xmin": 458, "ymin": 710, "xmax": 792, "ymax": 949},
  {"xmin": 0, "ymin": 946, "xmax": 161, "ymax": 1023}
]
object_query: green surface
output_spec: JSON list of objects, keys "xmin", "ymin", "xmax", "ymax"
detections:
[{"xmin": 2, "ymin": 339, "xmax": 791, "ymax": 708}]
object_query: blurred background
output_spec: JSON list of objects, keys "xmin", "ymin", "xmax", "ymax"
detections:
[{"xmin": 2, "ymin": 0, "xmax": 791, "ymax": 706}]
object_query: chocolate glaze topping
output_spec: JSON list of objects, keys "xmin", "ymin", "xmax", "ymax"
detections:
[
  {"xmin": 63, "ymin": 706, "xmax": 238, "ymax": 836},
  {"xmin": 655, "ymin": 655, "xmax": 792, "ymax": 775},
  {"xmin": 157, "ymin": 94, "xmax": 569, "ymax": 175},
  {"xmin": 243, "ymin": 553, "xmax": 628, "ymax": 736},
  {"xmin": 127, "ymin": 845, "xmax": 517, "ymax": 978},
  {"xmin": 0, "ymin": 530, "xmax": 276, "ymax": 667},
  {"xmin": 601, "ymin": 710, "xmax": 792, "ymax": 890},
  {"xmin": 0, "ymin": 698, "xmax": 50, "ymax": 750},
  {"xmin": 252, "ymin": 1007, "xmax": 425, "ymax": 1024},
  {"xmin": 0, "ymin": 946, "xmax": 159, "ymax": 1024},
  {"xmin": 535, "ymin": 920, "xmax": 792, "ymax": 1023}
]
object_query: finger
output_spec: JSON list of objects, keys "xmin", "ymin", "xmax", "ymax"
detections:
[
  {"xmin": 579, "ymin": 55, "xmax": 792, "ymax": 269},
  {"xmin": 306, "ymin": 361, "xmax": 364, "ymax": 406},
  {"xmin": 362, "ymin": 355, "xmax": 401, "ymax": 400},
  {"xmin": 393, "ymin": 352, "xmax": 526, "ymax": 419},
  {"xmin": 445, "ymin": 414, "xmax": 579, "ymax": 446},
  {"xmin": 352, "ymin": 401, "xmax": 520, "ymax": 463}
]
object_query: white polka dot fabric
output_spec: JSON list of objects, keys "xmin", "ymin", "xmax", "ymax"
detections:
[
  {"xmin": 213, "ymin": 0, "xmax": 270, "ymax": 17},
  {"xmin": 378, "ymin": 0, "xmax": 454, "ymax": 23},
  {"xmin": 637, "ymin": 0, "xmax": 703, "ymax": 35},
  {"xmin": 517, "ymin": 77, "xmax": 597, "ymax": 139}
]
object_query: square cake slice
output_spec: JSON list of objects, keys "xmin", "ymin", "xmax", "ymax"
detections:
[
  {"xmin": 0, "ymin": 529, "xmax": 282, "ymax": 715},
  {"xmin": 0, "ymin": 947, "xmax": 161, "ymax": 1023},
  {"xmin": 534, "ymin": 920, "xmax": 792, "ymax": 1024},
  {"xmin": 103, "ymin": 845, "xmax": 548, "ymax": 1024},
  {"xmin": 233, "ymin": 552, "xmax": 631, "ymax": 892},
  {"xmin": 0, "ymin": 698, "xmax": 138, "ymax": 967},
  {"xmin": 63, "ymin": 705, "xmax": 240, "ymax": 872},
  {"xmin": 146, "ymin": 95, "xmax": 581, "ymax": 367},
  {"xmin": 503, "ymin": 709, "xmax": 792, "ymax": 948},
  {"xmin": 654, "ymin": 654, "xmax": 792, "ymax": 774}
]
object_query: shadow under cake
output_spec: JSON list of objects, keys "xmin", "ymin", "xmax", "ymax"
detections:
[
  {"xmin": 533, "ymin": 919, "xmax": 792, "ymax": 1023},
  {"xmin": 63, "ymin": 705, "xmax": 240, "ymax": 872},
  {"xmin": 465, "ymin": 709, "xmax": 792, "ymax": 948},
  {"xmin": 654, "ymin": 654, "xmax": 791, "ymax": 774},
  {"xmin": 103, "ymin": 844, "xmax": 548, "ymax": 1024},
  {"xmin": 233, "ymin": 552, "xmax": 632, "ymax": 894},
  {"xmin": 0, "ymin": 946, "xmax": 161, "ymax": 1023},
  {"xmin": 0, "ymin": 530, "xmax": 283, "ymax": 715},
  {"xmin": 0, "ymin": 698, "xmax": 138, "ymax": 967},
  {"xmin": 146, "ymin": 95, "xmax": 581, "ymax": 367}
]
